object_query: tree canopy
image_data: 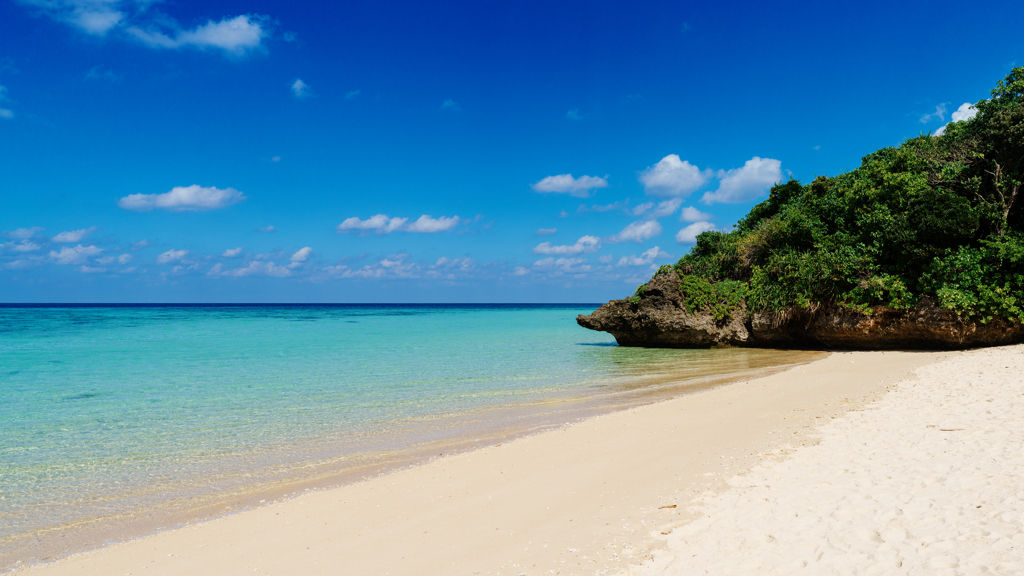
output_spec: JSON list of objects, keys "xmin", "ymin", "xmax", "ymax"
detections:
[{"xmin": 651, "ymin": 68, "xmax": 1024, "ymax": 324}]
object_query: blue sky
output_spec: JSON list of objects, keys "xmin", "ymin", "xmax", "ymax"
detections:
[{"xmin": 1, "ymin": 0, "xmax": 1021, "ymax": 303}]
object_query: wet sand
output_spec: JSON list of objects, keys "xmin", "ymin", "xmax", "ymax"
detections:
[{"xmin": 13, "ymin": 350, "xmax": 950, "ymax": 575}]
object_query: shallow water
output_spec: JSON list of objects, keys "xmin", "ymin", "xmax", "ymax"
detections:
[{"xmin": 0, "ymin": 304, "xmax": 824, "ymax": 568}]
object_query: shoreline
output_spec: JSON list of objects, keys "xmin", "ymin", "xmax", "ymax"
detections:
[
  {"xmin": 12, "ymin": 349, "xmax": 952, "ymax": 575},
  {"xmin": 1, "ymin": 349, "xmax": 824, "ymax": 571}
]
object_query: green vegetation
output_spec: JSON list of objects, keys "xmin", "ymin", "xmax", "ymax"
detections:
[{"xmin": 647, "ymin": 68, "xmax": 1024, "ymax": 324}]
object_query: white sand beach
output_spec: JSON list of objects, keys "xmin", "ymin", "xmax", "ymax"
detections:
[
  {"xmin": 632, "ymin": 344, "xmax": 1024, "ymax": 576},
  {"xmin": 16, "ymin": 346, "xmax": 1022, "ymax": 576}
]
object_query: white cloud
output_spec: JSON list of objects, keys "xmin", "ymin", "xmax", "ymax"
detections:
[
  {"xmin": 156, "ymin": 249, "xmax": 188, "ymax": 264},
  {"xmin": 257, "ymin": 225, "xmax": 275, "ymax": 233},
  {"xmin": 210, "ymin": 260, "xmax": 291, "ymax": 278},
  {"xmin": 321, "ymin": 254, "xmax": 421, "ymax": 279},
  {"xmin": 95, "ymin": 254, "xmax": 127, "ymax": 265},
  {"xmin": 290, "ymin": 247, "xmax": 312, "ymax": 262},
  {"xmin": 680, "ymin": 206, "xmax": 713, "ymax": 222},
  {"xmin": 0, "ymin": 108, "xmax": 13, "ymax": 119},
  {"xmin": 52, "ymin": 227, "xmax": 97, "ymax": 243},
  {"xmin": 2, "ymin": 241, "xmax": 41, "ymax": 253},
  {"xmin": 406, "ymin": 215, "xmax": 460, "ymax": 233},
  {"xmin": 77, "ymin": 265, "xmax": 107, "ymax": 273},
  {"xmin": 337, "ymin": 214, "xmax": 407, "ymax": 234},
  {"xmin": 639, "ymin": 155, "xmax": 710, "ymax": 198},
  {"xmin": 131, "ymin": 239, "xmax": 150, "ymax": 249},
  {"xmin": 676, "ymin": 221, "xmax": 716, "ymax": 243},
  {"xmin": 117, "ymin": 253, "xmax": 132, "ymax": 264},
  {"xmin": 533, "ymin": 257, "xmax": 591, "ymax": 274},
  {"xmin": 19, "ymin": 0, "xmax": 125, "ymax": 35},
  {"xmin": 5, "ymin": 227, "xmax": 44, "ymax": 239},
  {"xmin": 118, "ymin": 184, "xmax": 246, "ymax": 211},
  {"xmin": 441, "ymin": 99, "xmax": 461, "ymax": 111},
  {"xmin": 566, "ymin": 108, "xmax": 583, "ymax": 120},
  {"xmin": 49, "ymin": 244, "xmax": 103, "ymax": 265},
  {"xmin": 920, "ymin": 103, "xmax": 948, "ymax": 124},
  {"xmin": 222, "ymin": 247, "xmax": 243, "ymax": 258},
  {"xmin": 345, "ymin": 89, "xmax": 361, "ymax": 100},
  {"xmin": 431, "ymin": 257, "xmax": 474, "ymax": 271},
  {"xmin": 580, "ymin": 201, "xmax": 624, "ymax": 213},
  {"xmin": 512, "ymin": 266, "xmax": 530, "ymax": 276},
  {"xmin": 606, "ymin": 220, "xmax": 662, "ymax": 244},
  {"xmin": 630, "ymin": 202, "xmax": 653, "ymax": 215},
  {"xmin": 700, "ymin": 157, "xmax": 783, "ymax": 205},
  {"xmin": 536, "ymin": 228, "xmax": 558, "ymax": 236},
  {"xmin": 649, "ymin": 198, "xmax": 681, "ymax": 218},
  {"xmin": 934, "ymin": 103, "xmax": 979, "ymax": 136},
  {"xmin": 532, "ymin": 235, "xmax": 601, "ymax": 255},
  {"xmin": 617, "ymin": 246, "xmax": 671, "ymax": 266},
  {"xmin": 127, "ymin": 15, "xmax": 269, "ymax": 55},
  {"xmin": 336, "ymin": 214, "xmax": 460, "ymax": 234},
  {"xmin": 291, "ymin": 79, "xmax": 310, "ymax": 98},
  {"xmin": 597, "ymin": 255, "xmax": 613, "ymax": 264},
  {"xmin": 531, "ymin": 174, "xmax": 609, "ymax": 197}
]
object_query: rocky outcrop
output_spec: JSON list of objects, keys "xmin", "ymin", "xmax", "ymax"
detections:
[{"xmin": 577, "ymin": 271, "xmax": 1024, "ymax": 349}]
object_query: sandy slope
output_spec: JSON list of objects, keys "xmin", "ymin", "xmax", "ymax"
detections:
[
  {"xmin": 631, "ymin": 344, "xmax": 1024, "ymax": 576},
  {"xmin": 15, "ymin": 350, "xmax": 947, "ymax": 576}
]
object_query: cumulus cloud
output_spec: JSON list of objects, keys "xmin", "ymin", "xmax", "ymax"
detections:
[
  {"xmin": 0, "ymin": 108, "xmax": 13, "ymax": 120},
  {"xmin": 934, "ymin": 102, "xmax": 979, "ymax": 136},
  {"xmin": 49, "ymin": 244, "xmax": 103, "ymax": 265},
  {"xmin": 52, "ymin": 227, "xmax": 97, "ymax": 243},
  {"xmin": 536, "ymin": 228, "xmax": 558, "ymax": 236},
  {"xmin": 680, "ymin": 206, "xmax": 714, "ymax": 222},
  {"xmin": 257, "ymin": 225, "xmax": 275, "ymax": 233},
  {"xmin": 118, "ymin": 184, "xmax": 246, "ymax": 211},
  {"xmin": 617, "ymin": 246, "xmax": 671, "ymax": 267},
  {"xmin": 606, "ymin": 220, "xmax": 662, "ymax": 244},
  {"xmin": 2, "ymin": 240, "xmax": 41, "ymax": 253},
  {"xmin": 531, "ymin": 174, "xmax": 608, "ymax": 197},
  {"xmin": 337, "ymin": 215, "xmax": 408, "ymax": 234},
  {"xmin": 533, "ymin": 257, "xmax": 591, "ymax": 274},
  {"xmin": 156, "ymin": 249, "xmax": 188, "ymax": 264},
  {"xmin": 639, "ymin": 155, "xmax": 710, "ymax": 198},
  {"xmin": 407, "ymin": 215, "xmax": 460, "ymax": 233},
  {"xmin": 209, "ymin": 260, "xmax": 291, "ymax": 278},
  {"xmin": 96, "ymin": 253, "xmax": 131, "ymax": 265},
  {"xmin": 336, "ymin": 214, "xmax": 460, "ymax": 234},
  {"xmin": 127, "ymin": 15, "xmax": 270, "ymax": 55},
  {"xmin": 512, "ymin": 266, "xmax": 530, "ymax": 276},
  {"xmin": 321, "ymin": 254, "xmax": 421, "ymax": 279},
  {"xmin": 532, "ymin": 235, "xmax": 601, "ymax": 255},
  {"xmin": 676, "ymin": 221, "xmax": 716, "ymax": 243},
  {"xmin": 222, "ymin": 247, "xmax": 243, "ymax": 258},
  {"xmin": 291, "ymin": 79, "xmax": 310, "ymax": 98},
  {"xmin": 427, "ymin": 257, "xmax": 475, "ymax": 279},
  {"xmin": 5, "ymin": 227, "xmax": 44, "ymax": 239},
  {"xmin": 131, "ymin": 239, "xmax": 150, "ymax": 250},
  {"xmin": 700, "ymin": 157, "xmax": 783, "ymax": 205},
  {"xmin": 631, "ymin": 200, "xmax": 683, "ymax": 217},
  {"xmin": 290, "ymin": 247, "xmax": 312, "ymax": 262},
  {"xmin": 77, "ymin": 265, "xmax": 106, "ymax": 273}
]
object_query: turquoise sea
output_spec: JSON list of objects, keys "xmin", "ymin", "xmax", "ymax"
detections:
[{"xmin": 0, "ymin": 304, "xmax": 822, "ymax": 568}]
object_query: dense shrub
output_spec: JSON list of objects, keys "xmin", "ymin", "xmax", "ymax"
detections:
[{"xmin": 647, "ymin": 68, "xmax": 1024, "ymax": 323}]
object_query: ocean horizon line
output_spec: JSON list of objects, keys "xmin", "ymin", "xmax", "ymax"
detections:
[{"xmin": 0, "ymin": 302, "xmax": 605, "ymax": 308}]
